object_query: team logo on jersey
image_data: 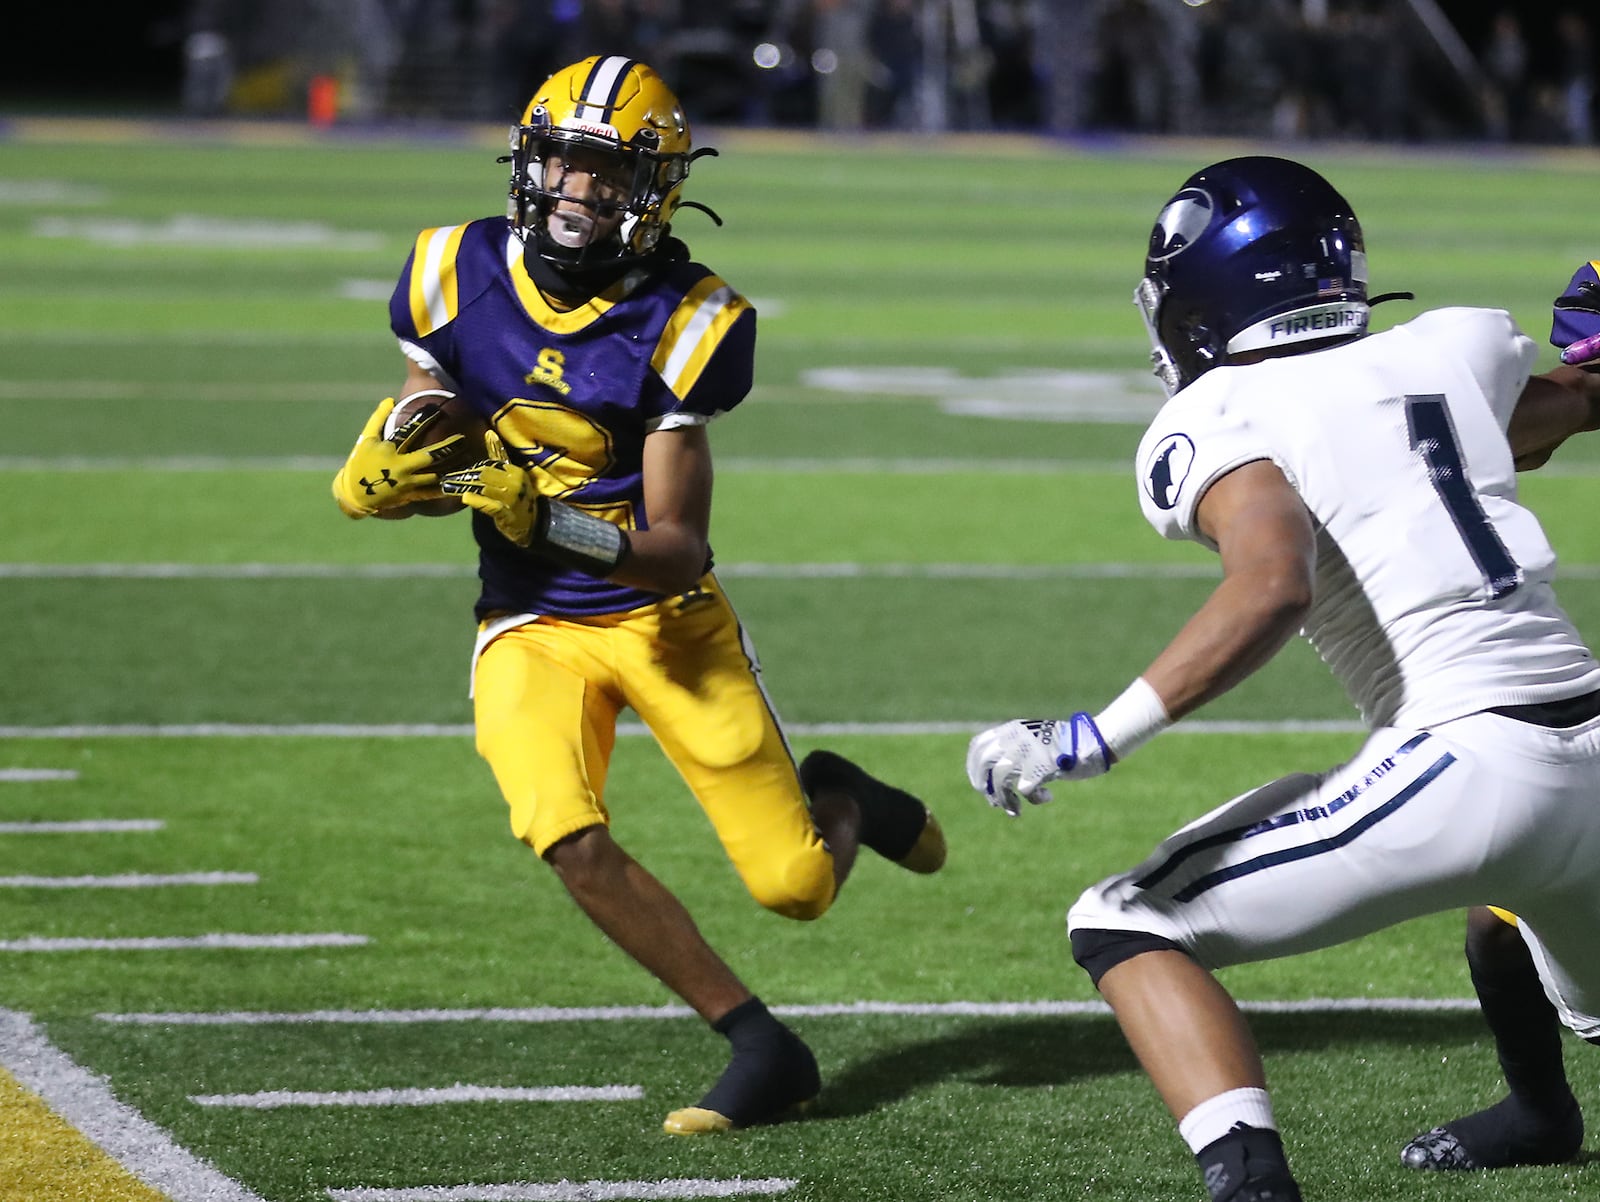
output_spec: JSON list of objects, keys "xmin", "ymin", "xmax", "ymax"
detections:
[
  {"xmin": 1148, "ymin": 188, "xmax": 1213, "ymax": 262},
  {"xmin": 1144, "ymin": 433, "xmax": 1195, "ymax": 510},
  {"xmin": 524, "ymin": 347, "xmax": 571, "ymax": 396}
]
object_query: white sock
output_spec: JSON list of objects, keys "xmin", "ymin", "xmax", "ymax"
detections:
[{"xmin": 1178, "ymin": 1087, "xmax": 1278, "ymax": 1154}]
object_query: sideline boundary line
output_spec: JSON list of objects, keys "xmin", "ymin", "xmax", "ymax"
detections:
[{"xmin": 0, "ymin": 1008, "xmax": 265, "ymax": 1202}]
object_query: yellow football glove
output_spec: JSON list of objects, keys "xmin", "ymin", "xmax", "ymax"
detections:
[
  {"xmin": 331, "ymin": 398, "xmax": 466, "ymax": 518},
  {"xmin": 438, "ymin": 430, "xmax": 542, "ymax": 545},
  {"xmin": 442, "ymin": 432, "xmax": 631, "ymax": 574}
]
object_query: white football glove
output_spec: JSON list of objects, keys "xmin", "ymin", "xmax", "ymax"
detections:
[{"xmin": 965, "ymin": 714, "xmax": 1112, "ymax": 816}]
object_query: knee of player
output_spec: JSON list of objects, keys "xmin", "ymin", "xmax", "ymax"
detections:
[
  {"xmin": 1068, "ymin": 925, "xmax": 1187, "ymax": 988},
  {"xmin": 1067, "ymin": 884, "xmax": 1187, "ymax": 987},
  {"xmin": 1467, "ymin": 904, "xmax": 1523, "ymax": 954},
  {"xmin": 740, "ymin": 849, "xmax": 838, "ymax": 921}
]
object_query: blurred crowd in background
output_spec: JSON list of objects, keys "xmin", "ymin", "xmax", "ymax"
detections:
[{"xmin": 160, "ymin": 0, "xmax": 1596, "ymax": 144}]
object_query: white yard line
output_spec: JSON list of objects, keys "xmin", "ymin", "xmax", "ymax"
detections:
[
  {"xmin": 0, "ymin": 819, "xmax": 164, "ymax": 833},
  {"xmin": 0, "ymin": 720, "xmax": 1367, "ymax": 739},
  {"xmin": 0, "ymin": 1008, "xmax": 267, "ymax": 1202},
  {"xmin": 325, "ymin": 1180, "xmax": 796, "ymax": 1202},
  {"xmin": 0, "ymin": 767, "xmax": 79, "ymax": 781},
  {"xmin": 0, "ymin": 562, "xmax": 478, "ymax": 579},
  {"xmin": 9, "ymin": 560, "xmax": 1600, "ymax": 582},
  {"xmin": 191, "ymin": 1084, "xmax": 642, "ymax": 1109},
  {"xmin": 1, "ymin": 933, "xmax": 367, "ymax": 952},
  {"xmin": 0, "ymin": 454, "xmax": 1111, "ymax": 473},
  {"xmin": 0, "ymin": 560, "xmax": 1218, "ymax": 579},
  {"xmin": 0, "ymin": 871, "xmax": 255, "ymax": 888},
  {"xmin": 97, "ymin": 997, "xmax": 1478, "ymax": 1027},
  {"xmin": 11, "ymin": 451, "xmax": 1594, "ymax": 476},
  {"xmin": 0, "ymin": 454, "xmax": 348, "ymax": 471}
]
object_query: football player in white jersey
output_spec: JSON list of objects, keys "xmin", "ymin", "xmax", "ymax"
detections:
[
  {"xmin": 1397, "ymin": 258, "xmax": 1600, "ymax": 1176},
  {"xmin": 965, "ymin": 158, "xmax": 1600, "ymax": 1202}
]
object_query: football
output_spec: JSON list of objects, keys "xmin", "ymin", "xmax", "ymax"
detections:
[{"xmin": 377, "ymin": 392, "xmax": 491, "ymax": 519}]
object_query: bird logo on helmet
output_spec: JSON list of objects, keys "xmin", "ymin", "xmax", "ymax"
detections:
[
  {"xmin": 1134, "ymin": 156, "xmax": 1374, "ymax": 397},
  {"xmin": 504, "ymin": 56, "xmax": 720, "ymax": 269}
]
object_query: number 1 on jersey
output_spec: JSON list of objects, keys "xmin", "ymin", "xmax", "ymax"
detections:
[{"xmin": 1405, "ymin": 394, "xmax": 1520, "ymax": 599}]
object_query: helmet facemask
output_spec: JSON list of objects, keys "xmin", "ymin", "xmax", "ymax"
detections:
[
  {"xmin": 508, "ymin": 122, "xmax": 688, "ymax": 271},
  {"xmin": 502, "ymin": 57, "xmax": 705, "ymax": 275},
  {"xmin": 1135, "ymin": 275, "xmax": 1194, "ymax": 398}
]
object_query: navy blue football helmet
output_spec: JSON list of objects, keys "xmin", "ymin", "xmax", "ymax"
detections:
[{"xmin": 1136, "ymin": 156, "xmax": 1370, "ymax": 395}]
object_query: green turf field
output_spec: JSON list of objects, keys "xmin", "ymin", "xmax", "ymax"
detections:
[{"xmin": 1, "ymin": 121, "xmax": 1598, "ymax": 1201}]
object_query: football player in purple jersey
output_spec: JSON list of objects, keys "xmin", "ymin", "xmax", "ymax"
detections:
[
  {"xmin": 966, "ymin": 156, "xmax": 1600, "ymax": 1202},
  {"xmin": 331, "ymin": 55, "xmax": 945, "ymax": 1135}
]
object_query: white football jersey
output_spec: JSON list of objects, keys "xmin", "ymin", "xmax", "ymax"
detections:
[{"xmin": 1135, "ymin": 307, "xmax": 1600, "ymax": 727}]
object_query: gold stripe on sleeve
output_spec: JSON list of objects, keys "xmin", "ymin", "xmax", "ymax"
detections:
[
  {"xmin": 651, "ymin": 275, "xmax": 751, "ymax": 401},
  {"xmin": 406, "ymin": 224, "xmax": 467, "ymax": 338}
]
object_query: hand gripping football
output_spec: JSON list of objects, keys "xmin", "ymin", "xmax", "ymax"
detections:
[{"xmin": 377, "ymin": 392, "xmax": 492, "ymax": 519}]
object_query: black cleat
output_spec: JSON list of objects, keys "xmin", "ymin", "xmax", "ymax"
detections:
[
  {"xmin": 662, "ymin": 1024, "xmax": 820, "ymax": 1135},
  {"xmin": 1401, "ymin": 1096, "xmax": 1583, "ymax": 1170},
  {"xmin": 798, "ymin": 750, "xmax": 945, "ymax": 873},
  {"xmin": 1197, "ymin": 1125, "xmax": 1302, "ymax": 1202},
  {"xmin": 1401, "ymin": 1126, "xmax": 1480, "ymax": 1171},
  {"xmin": 1232, "ymin": 1185, "xmax": 1301, "ymax": 1202}
]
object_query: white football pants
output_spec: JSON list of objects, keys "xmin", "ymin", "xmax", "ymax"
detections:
[{"xmin": 1068, "ymin": 711, "xmax": 1600, "ymax": 1038}]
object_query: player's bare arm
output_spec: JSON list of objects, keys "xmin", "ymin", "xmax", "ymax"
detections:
[
  {"xmin": 606, "ymin": 423, "xmax": 714, "ymax": 596},
  {"xmin": 1514, "ymin": 261, "xmax": 1600, "ymax": 469},
  {"xmin": 1508, "ymin": 364, "xmax": 1600, "ymax": 471},
  {"xmin": 966, "ymin": 459, "xmax": 1316, "ymax": 815},
  {"xmin": 1142, "ymin": 459, "xmax": 1316, "ymax": 722}
]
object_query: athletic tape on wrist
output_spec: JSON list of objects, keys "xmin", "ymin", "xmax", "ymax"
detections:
[
  {"xmin": 1093, "ymin": 677, "xmax": 1171, "ymax": 761},
  {"xmin": 541, "ymin": 500, "xmax": 629, "ymax": 577}
]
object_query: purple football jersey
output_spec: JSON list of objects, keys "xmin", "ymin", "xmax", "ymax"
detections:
[{"xmin": 390, "ymin": 217, "xmax": 756, "ymax": 616}]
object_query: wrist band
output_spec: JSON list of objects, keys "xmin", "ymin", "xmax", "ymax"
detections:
[
  {"xmin": 540, "ymin": 500, "xmax": 630, "ymax": 577},
  {"xmin": 1093, "ymin": 677, "xmax": 1171, "ymax": 761}
]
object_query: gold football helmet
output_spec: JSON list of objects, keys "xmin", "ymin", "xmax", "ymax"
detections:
[{"xmin": 506, "ymin": 56, "xmax": 717, "ymax": 268}]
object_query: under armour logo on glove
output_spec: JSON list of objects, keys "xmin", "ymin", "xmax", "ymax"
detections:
[
  {"xmin": 331, "ymin": 396, "xmax": 466, "ymax": 518},
  {"xmin": 359, "ymin": 469, "xmax": 399, "ymax": 495},
  {"xmin": 965, "ymin": 713, "xmax": 1112, "ymax": 817}
]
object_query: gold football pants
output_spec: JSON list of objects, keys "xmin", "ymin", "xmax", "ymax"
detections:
[{"xmin": 472, "ymin": 576, "xmax": 837, "ymax": 920}]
